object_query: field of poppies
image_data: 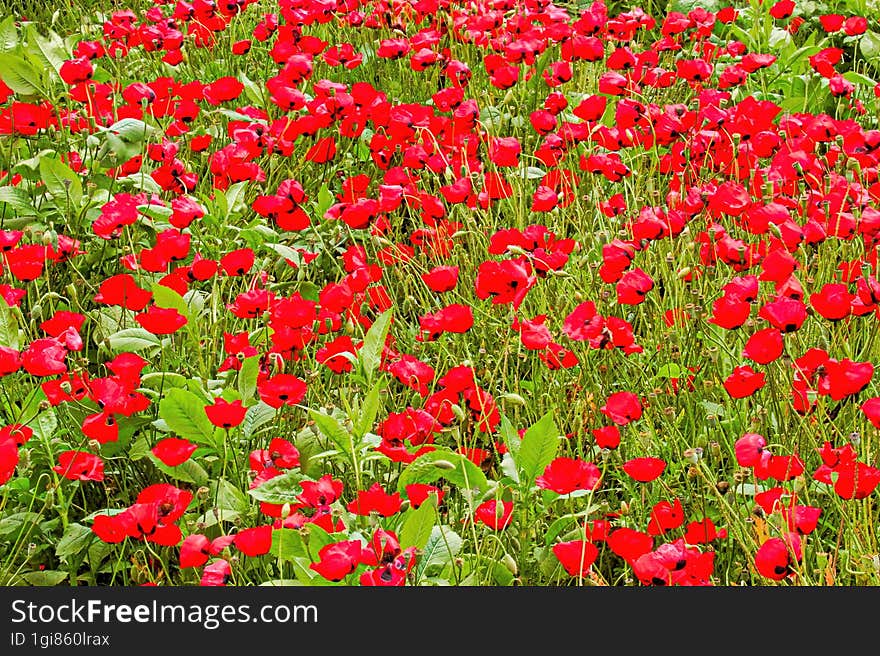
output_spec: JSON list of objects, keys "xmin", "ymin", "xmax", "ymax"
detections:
[{"xmin": 1, "ymin": 0, "xmax": 880, "ymax": 587}]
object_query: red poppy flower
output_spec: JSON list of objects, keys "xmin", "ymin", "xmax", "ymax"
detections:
[
  {"xmin": 310, "ymin": 540, "xmax": 363, "ymax": 582},
  {"xmin": 622, "ymin": 457, "xmax": 666, "ymax": 482},
  {"xmin": 758, "ymin": 296, "xmax": 807, "ymax": 333},
  {"xmin": 474, "ymin": 499, "xmax": 514, "ymax": 530},
  {"xmin": 754, "ymin": 534, "xmax": 801, "ymax": 580},
  {"xmin": 298, "ymin": 474, "xmax": 344, "ymax": 511},
  {"xmin": 152, "ymin": 437, "xmax": 198, "ymax": 467},
  {"xmin": 258, "ymin": 373, "xmax": 308, "ymax": 408},
  {"xmin": 0, "ymin": 437, "xmax": 19, "ymax": 486},
  {"xmin": 234, "ymin": 525, "xmax": 273, "ymax": 557},
  {"xmin": 421, "ymin": 266, "xmax": 459, "ymax": 292},
  {"xmin": 474, "ymin": 257, "xmax": 535, "ymax": 310},
  {"xmin": 200, "ymin": 560, "xmax": 231, "ymax": 586},
  {"xmin": 135, "ymin": 306, "xmax": 188, "ymax": 335},
  {"xmin": 735, "ymin": 433, "xmax": 768, "ymax": 467},
  {"xmin": 607, "ymin": 527, "xmax": 654, "ymax": 564},
  {"xmin": 93, "ymin": 274, "xmax": 152, "ymax": 311},
  {"xmin": 316, "ymin": 335, "xmax": 358, "ymax": 374},
  {"xmin": 563, "ymin": 301, "xmax": 604, "ymax": 341},
  {"xmin": 347, "ymin": 482, "xmax": 402, "ymax": 517},
  {"xmin": 553, "ymin": 540, "xmax": 599, "ymax": 577},
  {"xmin": 684, "ymin": 518, "xmax": 727, "ymax": 545},
  {"xmin": 724, "ymin": 365, "xmax": 766, "ymax": 398},
  {"xmin": 647, "ymin": 498, "xmax": 684, "ymax": 536},
  {"xmin": 405, "ymin": 484, "xmax": 444, "ymax": 509},
  {"xmin": 204, "ymin": 398, "xmax": 247, "ymax": 429},
  {"xmin": 592, "ymin": 425, "xmax": 621, "ymax": 449},
  {"xmin": 600, "ymin": 391, "xmax": 642, "ymax": 425},
  {"xmin": 536, "ymin": 457, "xmax": 602, "ymax": 495},
  {"xmin": 52, "ymin": 451, "xmax": 104, "ymax": 482},
  {"xmin": 743, "ymin": 327, "xmax": 784, "ymax": 364},
  {"xmin": 769, "ymin": 0, "xmax": 795, "ymax": 19}
]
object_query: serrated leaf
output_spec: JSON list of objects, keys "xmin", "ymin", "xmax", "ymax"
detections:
[
  {"xmin": 237, "ymin": 355, "xmax": 260, "ymax": 400},
  {"xmin": 417, "ymin": 526, "xmax": 462, "ymax": 577},
  {"xmin": 396, "ymin": 448, "xmax": 488, "ymax": 494},
  {"xmin": 39, "ymin": 155, "xmax": 82, "ymax": 208},
  {"xmin": 518, "ymin": 410, "xmax": 560, "ymax": 486},
  {"xmin": 399, "ymin": 497, "xmax": 436, "ymax": 550},
  {"xmin": 214, "ymin": 478, "xmax": 249, "ymax": 514},
  {"xmin": 359, "ymin": 309, "xmax": 392, "ymax": 382},
  {"xmin": 247, "ymin": 470, "xmax": 303, "ymax": 504},
  {"xmin": 243, "ymin": 401, "xmax": 276, "ymax": 439},
  {"xmin": 55, "ymin": 523, "xmax": 94, "ymax": 559},
  {"xmin": 106, "ymin": 327, "xmax": 161, "ymax": 352},
  {"xmin": 0, "ymin": 53, "xmax": 43, "ymax": 96},
  {"xmin": 0, "ymin": 296, "xmax": 20, "ymax": 349},
  {"xmin": 158, "ymin": 388, "xmax": 216, "ymax": 446}
]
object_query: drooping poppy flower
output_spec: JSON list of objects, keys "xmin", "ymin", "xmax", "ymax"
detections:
[
  {"xmin": 600, "ymin": 391, "xmax": 642, "ymax": 425},
  {"xmin": 754, "ymin": 534, "xmax": 801, "ymax": 580},
  {"xmin": 536, "ymin": 457, "xmax": 602, "ymax": 495},
  {"xmin": 553, "ymin": 540, "xmax": 600, "ymax": 577},
  {"xmin": 52, "ymin": 451, "xmax": 104, "ymax": 481},
  {"xmin": 135, "ymin": 306, "xmax": 188, "ymax": 335},
  {"xmin": 735, "ymin": 433, "xmax": 768, "ymax": 467},
  {"xmin": 622, "ymin": 457, "xmax": 666, "ymax": 482}
]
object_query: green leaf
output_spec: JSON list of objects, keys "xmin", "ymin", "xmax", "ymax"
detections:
[
  {"xmin": 656, "ymin": 363, "xmax": 684, "ymax": 379},
  {"xmin": 25, "ymin": 25, "xmax": 67, "ymax": 77},
  {"xmin": 359, "ymin": 309, "xmax": 392, "ymax": 382},
  {"xmin": 237, "ymin": 355, "xmax": 260, "ymax": 400},
  {"xmin": 417, "ymin": 526, "xmax": 462, "ymax": 577},
  {"xmin": 317, "ymin": 184, "xmax": 333, "ymax": 216},
  {"xmin": 517, "ymin": 410, "xmax": 560, "ymax": 486},
  {"xmin": 309, "ymin": 409, "xmax": 354, "ymax": 459},
  {"xmin": 842, "ymin": 71, "xmax": 877, "ymax": 86},
  {"xmin": 0, "ymin": 53, "xmax": 43, "ymax": 96},
  {"xmin": 243, "ymin": 401, "xmax": 275, "ymax": 439},
  {"xmin": 396, "ymin": 448, "xmax": 488, "ymax": 494},
  {"xmin": 55, "ymin": 523, "xmax": 94, "ymax": 559},
  {"xmin": 158, "ymin": 388, "xmax": 216, "ymax": 446},
  {"xmin": 861, "ymin": 31, "xmax": 880, "ymax": 63},
  {"xmin": 102, "ymin": 118, "xmax": 155, "ymax": 143},
  {"xmin": 214, "ymin": 478, "xmax": 250, "ymax": 514},
  {"xmin": 21, "ymin": 570, "xmax": 69, "ymax": 586},
  {"xmin": 269, "ymin": 529, "xmax": 308, "ymax": 562},
  {"xmin": 39, "ymin": 155, "xmax": 82, "ymax": 209},
  {"xmin": 354, "ymin": 377, "xmax": 384, "ymax": 439},
  {"xmin": 151, "ymin": 283, "xmax": 191, "ymax": 320},
  {"xmin": 106, "ymin": 327, "xmax": 161, "ymax": 352},
  {"xmin": 147, "ymin": 452, "xmax": 209, "ymax": 486},
  {"xmin": 0, "ymin": 16, "xmax": 18, "ymax": 53},
  {"xmin": 399, "ymin": 497, "xmax": 437, "ymax": 550},
  {"xmin": 29, "ymin": 410, "xmax": 57, "ymax": 441},
  {"xmin": 0, "ymin": 296, "xmax": 20, "ymax": 349},
  {"xmin": 0, "ymin": 186, "xmax": 37, "ymax": 215},
  {"xmin": 499, "ymin": 413, "xmax": 521, "ymax": 459},
  {"xmin": 224, "ymin": 181, "xmax": 248, "ymax": 218},
  {"xmin": 247, "ymin": 470, "xmax": 303, "ymax": 505}
]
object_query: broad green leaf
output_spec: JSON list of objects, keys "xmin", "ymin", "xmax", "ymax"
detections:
[
  {"xmin": 499, "ymin": 413, "xmax": 521, "ymax": 459},
  {"xmin": 39, "ymin": 156, "xmax": 82, "ymax": 209},
  {"xmin": 317, "ymin": 184, "xmax": 333, "ymax": 216},
  {"xmin": 29, "ymin": 410, "xmax": 57, "ymax": 441},
  {"xmin": 237, "ymin": 355, "xmax": 260, "ymax": 400},
  {"xmin": 301, "ymin": 523, "xmax": 335, "ymax": 553},
  {"xmin": 0, "ymin": 16, "xmax": 17, "ymax": 52},
  {"xmin": 656, "ymin": 363, "xmax": 684, "ymax": 379},
  {"xmin": 861, "ymin": 31, "xmax": 880, "ymax": 63},
  {"xmin": 151, "ymin": 283, "xmax": 191, "ymax": 320},
  {"xmin": 243, "ymin": 401, "xmax": 276, "ymax": 439},
  {"xmin": 842, "ymin": 71, "xmax": 877, "ymax": 87},
  {"xmin": 225, "ymin": 181, "xmax": 248, "ymax": 218},
  {"xmin": 106, "ymin": 327, "xmax": 161, "ymax": 352},
  {"xmin": 55, "ymin": 523, "xmax": 94, "ymax": 559},
  {"xmin": 0, "ymin": 296, "xmax": 20, "ymax": 349},
  {"xmin": 270, "ymin": 529, "xmax": 308, "ymax": 561},
  {"xmin": 396, "ymin": 448, "xmax": 488, "ymax": 494},
  {"xmin": 0, "ymin": 53, "xmax": 43, "ymax": 96},
  {"xmin": 309, "ymin": 409, "xmax": 354, "ymax": 459},
  {"xmin": 247, "ymin": 470, "xmax": 303, "ymax": 504},
  {"xmin": 25, "ymin": 25, "xmax": 66, "ymax": 77},
  {"xmin": 517, "ymin": 410, "xmax": 560, "ymax": 486},
  {"xmin": 158, "ymin": 388, "xmax": 216, "ymax": 446},
  {"xmin": 214, "ymin": 478, "xmax": 250, "ymax": 514},
  {"xmin": 359, "ymin": 308, "xmax": 392, "ymax": 382},
  {"xmin": 147, "ymin": 452, "xmax": 209, "ymax": 486},
  {"xmin": 21, "ymin": 570, "xmax": 69, "ymax": 586},
  {"xmin": 0, "ymin": 186, "xmax": 37, "ymax": 215},
  {"xmin": 102, "ymin": 118, "xmax": 155, "ymax": 142},
  {"xmin": 399, "ymin": 497, "xmax": 437, "ymax": 550},
  {"xmin": 417, "ymin": 526, "xmax": 462, "ymax": 577}
]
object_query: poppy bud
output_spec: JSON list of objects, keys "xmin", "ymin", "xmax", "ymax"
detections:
[
  {"xmin": 501, "ymin": 553, "xmax": 518, "ymax": 575},
  {"xmin": 197, "ymin": 486, "xmax": 210, "ymax": 500},
  {"xmin": 281, "ymin": 503, "xmax": 291, "ymax": 519},
  {"xmin": 450, "ymin": 403, "xmax": 466, "ymax": 422},
  {"xmin": 38, "ymin": 400, "xmax": 50, "ymax": 411},
  {"xmin": 87, "ymin": 439, "xmax": 101, "ymax": 453},
  {"xmin": 684, "ymin": 447, "xmax": 703, "ymax": 464},
  {"xmin": 433, "ymin": 460, "xmax": 456, "ymax": 470}
]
